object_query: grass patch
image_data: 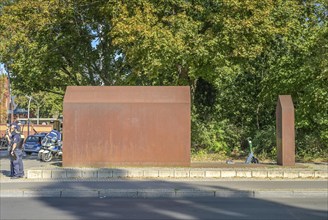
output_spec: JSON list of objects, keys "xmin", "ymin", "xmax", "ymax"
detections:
[
  {"xmin": 191, "ymin": 150, "xmax": 327, "ymax": 164},
  {"xmin": 191, "ymin": 149, "xmax": 231, "ymax": 161}
]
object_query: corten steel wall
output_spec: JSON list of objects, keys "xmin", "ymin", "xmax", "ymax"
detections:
[{"xmin": 63, "ymin": 86, "xmax": 191, "ymax": 167}]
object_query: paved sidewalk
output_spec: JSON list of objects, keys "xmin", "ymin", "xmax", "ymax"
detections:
[
  {"xmin": 1, "ymin": 179, "xmax": 327, "ymax": 198},
  {"xmin": 1, "ymin": 153, "xmax": 327, "ymax": 198},
  {"xmin": 0, "ymin": 153, "xmax": 327, "ymax": 180}
]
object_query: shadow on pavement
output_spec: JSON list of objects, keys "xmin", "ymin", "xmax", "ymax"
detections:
[
  {"xmin": 1, "ymin": 150, "xmax": 327, "ymax": 220},
  {"xmin": 29, "ymin": 171, "xmax": 328, "ymax": 220},
  {"xmin": 33, "ymin": 196, "xmax": 327, "ymax": 220}
]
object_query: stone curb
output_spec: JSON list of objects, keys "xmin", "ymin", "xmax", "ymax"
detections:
[
  {"xmin": 1, "ymin": 189, "xmax": 327, "ymax": 198},
  {"xmin": 26, "ymin": 169, "xmax": 328, "ymax": 179}
]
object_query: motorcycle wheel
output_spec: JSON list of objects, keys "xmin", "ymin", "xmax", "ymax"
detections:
[
  {"xmin": 42, "ymin": 152, "xmax": 53, "ymax": 162},
  {"xmin": 55, "ymin": 152, "xmax": 63, "ymax": 159},
  {"xmin": 37, "ymin": 152, "xmax": 43, "ymax": 161}
]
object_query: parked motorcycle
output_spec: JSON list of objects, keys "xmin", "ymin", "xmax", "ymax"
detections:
[{"xmin": 38, "ymin": 130, "xmax": 62, "ymax": 162}]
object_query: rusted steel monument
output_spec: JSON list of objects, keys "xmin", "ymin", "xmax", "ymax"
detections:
[
  {"xmin": 276, "ymin": 95, "xmax": 295, "ymax": 166},
  {"xmin": 63, "ymin": 86, "xmax": 190, "ymax": 167}
]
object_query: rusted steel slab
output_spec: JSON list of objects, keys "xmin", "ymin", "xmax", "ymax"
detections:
[
  {"xmin": 63, "ymin": 86, "xmax": 190, "ymax": 167},
  {"xmin": 276, "ymin": 95, "xmax": 295, "ymax": 166}
]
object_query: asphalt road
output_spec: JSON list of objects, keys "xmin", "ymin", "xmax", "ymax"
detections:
[{"xmin": 1, "ymin": 197, "xmax": 327, "ymax": 220}]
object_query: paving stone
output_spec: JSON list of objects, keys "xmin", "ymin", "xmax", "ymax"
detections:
[
  {"xmin": 27, "ymin": 170, "xmax": 42, "ymax": 179},
  {"xmin": 128, "ymin": 170, "xmax": 144, "ymax": 178},
  {"xmin": 66, "ymin": 170, "xmax": 82, "ymax": 178},
  {"xmin": 143, "ymin": 170, "xmax": 159, "ymax": 178},
  {"xmin": 189, "ymin": 170, "xmax": 205, "ymax": 178},
  {"xmin": 221, "ymin": 170, "xmax": 236, "ymax": 178},
  {"xmin": 82, "ymin": 170, "xmax": 97, "ymax": 178},
  {"xmin": 61, "ymin": 190, "xmax": 99, "ymax": 197},
  {"xmin": 175, "ymin": 190, "xmax": 215, "ymax": 197},
  {"xmin": 315, "ymin": 171, "xmax": 328, "ymax": 178},
  {"xmin": 299, "ymin": 171, "xmax": 315, "ymax": 178},
  {"xmin": 137, "ymin": 189, "xmax": 175, "ymax": 198},
  {"xmin": 51, "ymin": 170, "xmax": 67, "ymax": 179},
  {"xmin": 251, "ymin": 171, "xmax": 268, "ymax": 178},
  {"xmin": 268, "ymin": 171, "xmax": 283, "ymax": 178},
  {"xmin": 42, "ymin": 170, "xmax": 52, "ymax": 179},
  {"xmin": 174, "ymin": 170, "xmax": 189, "ymax": 178},
  {"xmin": 159, "ymin": 170, "xmax": 175, "ymax": 178},
  {"xmin": 23, "ymin": 190, "xmax": 61, "ymax": 197},
  {"xmin": 236, "ymin": 171, "xmax": 252, "ymax": 178},
  {"xmin": 205, "ymin": 171, "xmax": 221, "ymax": 178},
  {"xmin": 215, "ymin": 190, "xmax": 252, "ymax": 198},
  {"xmin": 98, "ymin": 170, "xmax": 113, "ymax": 178},
  {"xmin": 112, "ymin": 170, "xmax": 129, "ymax": 178},
  {"xmin": 283, "ymin": 171, "xmax": 299, "ymax": 178},
  {"xmin": 100, "ymin": 189, "xmax": 138, "ymax": 198}
]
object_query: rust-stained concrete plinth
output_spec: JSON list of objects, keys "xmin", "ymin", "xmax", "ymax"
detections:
[
  {"xmin": 63, "ymin": 86, "xmax": 190, "ymax": 167},
  {"xmin": 276, "ymin": 95, "xmax": 295, "ymax": 166}
]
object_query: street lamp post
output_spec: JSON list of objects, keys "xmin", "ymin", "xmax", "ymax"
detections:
[
  {"xmin": 26, "ymin": 95, "xmax": 32, "ymax": 137},
  {"xmin": 37, "ymin": 105, "xmax": 40, "ymax": 125},
  {"xmin": 25, "ymin": 95, "xmax": 42, "ymax": 133},
  {"xmin": 34, "ymin": 99, "xmax": 40, "ymax": 125}
]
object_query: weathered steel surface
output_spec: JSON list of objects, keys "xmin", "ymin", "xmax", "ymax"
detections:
[
  {"xmin": 276, "ymin": 95, "xmax": 295, "ymax": 166},
  {"xmin": 63, "ymin": 86, "xmax": 190, "ymax": 167}
]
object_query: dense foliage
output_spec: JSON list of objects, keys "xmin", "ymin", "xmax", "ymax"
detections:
[
  {"xmin": 0, "ymin": 0, "xmax": 327, "ymax": 160},
  {"xmin": 0, "ymin": 74, "xmax": 8, "ymax": 123}
]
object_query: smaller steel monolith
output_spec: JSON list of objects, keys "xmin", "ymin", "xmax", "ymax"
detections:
[{"xmin": 276, "ymin": 95, "xmax": 295, "ymax": 166}]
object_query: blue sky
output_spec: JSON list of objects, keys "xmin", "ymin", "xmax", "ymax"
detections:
[{"xmin": 0, "ymin": 63, "xmax": 7, "ymax": 75}]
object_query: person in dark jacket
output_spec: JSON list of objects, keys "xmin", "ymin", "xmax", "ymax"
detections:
[{"xmin": 8, "ymin": 123, "xmax": 25, "ymax": 179}]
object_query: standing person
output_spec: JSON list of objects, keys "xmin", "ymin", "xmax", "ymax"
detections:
[
  {"xmin": 8, "ymin": 124, "xmax": 25, "ymax": 179},
  {"xmin": 6, "ymin": 124, "xmax": 15, "ymax": 176}
]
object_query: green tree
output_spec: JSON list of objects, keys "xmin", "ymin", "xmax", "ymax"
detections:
[
  {"xmin": 0, "ymin": 0, "xmax": 327, "ymax": 160},
  {"xmin": 13, "ymin": 91, "xmax": 63, "ymax": 119},
  {"xmin": 0, "ymin": 0, "xmax": 126, "ymax": 95},
  {"xmin": 0, "ymin": 73, "xmax": 8, "ymax": 123}
]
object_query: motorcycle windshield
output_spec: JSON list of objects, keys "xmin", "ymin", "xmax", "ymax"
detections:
[
  {"xmin": 46, "ymin": 130, "xmax": 62, "ymax": 140},
  {"xmin": 41, "ymin": 130, "xmax": 62, "ymax": 146},
  {"xmin": 41, "ymin": 137, "xmax": 51, "ymax": 146}
]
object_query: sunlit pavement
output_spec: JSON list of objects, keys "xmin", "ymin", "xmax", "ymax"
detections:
[{"xmin": 0, "ymin": 149, "xmax": 327, "ymax": 200}]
